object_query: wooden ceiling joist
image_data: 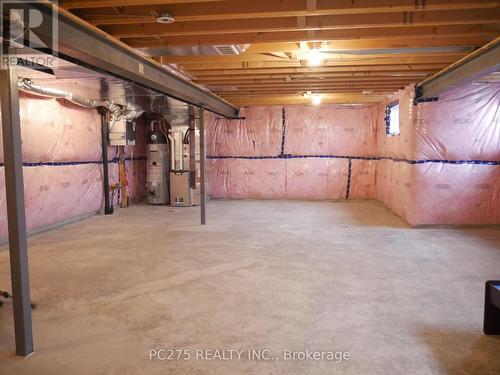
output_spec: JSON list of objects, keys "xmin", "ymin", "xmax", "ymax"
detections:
[
  {"xmin": 60, "ymin": 0, "xmax": 225, "ymax": 9},
  {"xmin": 244, "ymin": 37, "xmax": 494, "ymax": 53},
  {"xmin": 187, "ymin": 65, "xmax": 450, "ymax": 77},
  {"xmin": 127, "ymin": 35, "xmax": 493, "ymax": 51},
  {"xmin": 58, "ymin": 0, "xmax": 500, "ymax": 107},
  {"xmin": 200, "ymin": 76, "xmax": 430, "ymax": 84},
  {"xmin": 225, "ymin": 93, "xmax": 391, "ymax": 106},
  {"xmin": 157, "ymin": 52, "xmax": 467, "ymax": 65},
  {"xmin": 103, "ymin": 9, "xmax": 499, "ymax": 39},
  {"xmin": 66, "ymin": 0, "xmax": 499, "ymax": 23},
  {"xmin": 214, "ymin": 81, "xmax": 414, "ymax": 89},
  {"xmin": 206, "ymin": 80, "xmax": 418, "ymax": 88},
  {"xmin": 191, "ymin": 70, "xmax": 440, "ymax": 80},
  {"xmin": 119, "ymin": 24, "xmax": 499, "ymax": 47}
]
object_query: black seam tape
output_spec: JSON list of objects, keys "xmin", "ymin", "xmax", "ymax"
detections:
[
  {"xmin": 206, "ymin": 155, "xmax": 499, "ymax": 165},
  {"xmin": 0, "ymin": 156, "xmax": 147, "ymax": 167},
  {"xmin": 346, "ymin": 158, "xmax": 352, "ymax": 199}
]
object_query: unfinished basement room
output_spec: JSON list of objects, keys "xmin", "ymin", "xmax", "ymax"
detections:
[{"xmin": 0, "ymin": 1, "xmax": 499, "ymax": 374}]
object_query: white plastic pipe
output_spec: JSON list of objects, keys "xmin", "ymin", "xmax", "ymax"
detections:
[{"xmin": 167, "ymin": 133, "xmax": 176, "ymax": 170}]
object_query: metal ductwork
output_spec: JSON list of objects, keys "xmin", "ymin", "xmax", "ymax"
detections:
[
  {"xmin": 17, "ymin": 78, "xmax": 144, "ymax": 121},
  {"xmin": 13, "ymin": 2, "xmax": 239, "ymax": 118}
]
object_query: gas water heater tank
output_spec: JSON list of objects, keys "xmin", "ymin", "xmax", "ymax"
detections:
[{"xmin": 147, "ymin": 131, "xmax": 169, "ymax": 205}]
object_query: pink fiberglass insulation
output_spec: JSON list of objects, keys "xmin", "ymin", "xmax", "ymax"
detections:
[
  {"xmin": 285, "ymin": 158, "xmax": 348, "ymax": 200},
  {"xmin": 284, "ymin": 105, "xmax": 378, "ymax": 156},
  {"xmin": 124, "ymin": 159, "xmax": 147, "ymax": 200},
  {"xmin": 377, "ymin": 86, "xmax": 416, "ymax": 159},
  {"xmin": 374, "ymin": 86, "xmax": 417, "ymax": 224},
  {"xmin": 0, "ymin": 94, "xmax": 147, "ymax": 239},
  {"xmin": 0, "ymin": 94, "xmax": 102, "ymax": 163},
  {"xmin": 414, "ymin": 83, "xmax": 500, "ymax": 161},
  {"xmin": 0, "ymin": 164, "xmax": 103, "ymax": 238},
  {"xmin": 349, "ymin": 160, "xmax": 378, "ymax": 200},
  {"xmin": 208, "ymin": 82, "xmax": 498, "ymax": 225},
  {"xmin": 207, "ymin": 106, "xmax": 282, "ymax": 157},
  {"xmin": 376, "ymin": 159, "xmax": 415, "ymax": 224},
  {"xmin": 411, "ymin": 163, "xmax": 499, "ymax": 225},
  {"xmin": 208, "ymin": 159, "xmax": 286, "ymax": 199},
  {"xmin": 122, "ymin": 119, "xmax": 148, "ymax": 201},
  {"xmin": 377, "ymin": 82, "xmax": 500, "ymax": 225},
  {"xmin": 377, "ymin": 161, "xmax": 499, "ymax": 226},
  {"xmin": 377, "ymin": 83, "xmax": 500, "ymax": 162},
  {"xmin": 207, "ymin": 104, "xmax": 378, "ymax": 201},
  {"xmin": 208, "ymin": 158, "xmax": 349, "ymax": 200}
]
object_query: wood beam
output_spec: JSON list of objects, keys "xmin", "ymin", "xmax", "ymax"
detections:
[
  {"xmin": 207, "ymin": 83, "xmax": 418, "ymax": 90},
  {"xmin": 178, "ymin": 59, "xmax": 457, "ymax": 73},
  {"xmin": 60, "ymin": 0, "xmax": 225, "ymax": 9},
  {"xmin": 178, "ymin": 61, "xmax": 457, "ymax": 71},
  {"xmin": 223, "ymin": 93, "xmax": 390, "ymax": 105},
  {"xmin": 206, "ymin": 80, "xmax": 417, "ymax": 88},
  {"xmin": 187, "ymin": 64, "xmax": 449, "ymax": 76},
  {"xmin": 306, "ymin": 0, "xmax": 317, "ymax": 12},
  {"xmin": 214, "ymin": 91, "xmax": 407, "ymax": 97},
  {"xmin": 128, "ymin": 35, "xmax": 493, "ymax": 51},
  {"xmin": 193, "ymin": 71, "xmax": 436, "ymax": 81},
  {"xmin": 220, "ymin": 92, "xmax": 397, "ymax": 99},
  {"xmin": 158, "ymin": 52, "xmax": 466, "ymax": 65},
  {"xmin": 210, "ymin": 88, "xmax": 418, "ymax": 95},
  {"xmin": 244, "ymin": 37, "xmax": 493, "ymax": 54},
  {"xmin": 200, "ymin": 76, "xmax": 428, "ymax": 84},
  {"xmin": 76, "ymin": 0, "xmax": 499, "ymax": 25},
  {"xmin": 103, "ymin": 9, "xmax": 499, "ymax": 38},
  {"xmin": 121, "ymin": 24, "xmax": 499, "ymax": 47},
  {"xmin": 208, "ymin": 84, "xmax": 418, "ymax": 91},
  {"xmin": 212, "ymin": 84, "xmax": 408, "ymax": 92}
]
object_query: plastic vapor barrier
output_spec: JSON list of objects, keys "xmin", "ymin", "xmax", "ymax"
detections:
[
  {"xmin": 207, "ymin": 107, "xmax": 282, "ymax": 157},
  {"xmin": 0, "ymin": 94, "xmax": 147, "ymax": 240},
  {"xmin": 208, "ymin": 82, "xmax": 499, "ymax": 225},
  {"xmin": 284, "ymin": 106, "xmax": 378, "ymax": 156},
  {"xmin": 207, "ymin": 105, "xmax": 378, "ymax": 201},
  {"xmin": 1, "ymin": 82, "xmax": 498, "ymax": 230},
  {"xmin": 377, "ymin": 83, "xmax": 499, "ymax": 225}
]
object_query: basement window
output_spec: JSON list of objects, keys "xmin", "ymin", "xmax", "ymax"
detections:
[{"xmin": 385, "ymin": 101, "xmax": 400, "ymax": 136}]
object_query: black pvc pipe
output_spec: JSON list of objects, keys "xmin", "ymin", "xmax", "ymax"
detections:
[{"xmin": 99, "ymin": 108, "xmax": 114, "ymax": 215}]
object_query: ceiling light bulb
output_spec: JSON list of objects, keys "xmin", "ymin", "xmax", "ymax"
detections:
[
  {"xmin": 312, "ymin": 95, "xmax": 322, "ymax": 106},
  {"xmin": 308, "ymin": 49, "xmax": 323, "ymax": 66}
]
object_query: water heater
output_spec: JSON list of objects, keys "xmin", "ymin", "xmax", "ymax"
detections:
[{"xmin": 146, "ymin": 131, "xmax": 169, "ymax": 205}]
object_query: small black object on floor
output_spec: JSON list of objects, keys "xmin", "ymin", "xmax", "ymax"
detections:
[{"xmin": 484, "ymin": 280, "xmax": 500, "ymax": 335}]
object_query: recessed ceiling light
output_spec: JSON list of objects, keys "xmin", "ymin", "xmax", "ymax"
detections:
[
  {"xmin": 308, "ymin": 49, "xmax": 324, "ymax": 66},
  {"xmin": 311, "ymin": 94, "xmax": 322, "ymax": 105},
  {"xmin": 156, "ymin": 13, "xmax": 175, "ymax": 24}
]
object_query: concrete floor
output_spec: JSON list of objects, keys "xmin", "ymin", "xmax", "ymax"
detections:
[{"xmin": 0, "ymin": 200, "xmax": 499, "ymax": 375}]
